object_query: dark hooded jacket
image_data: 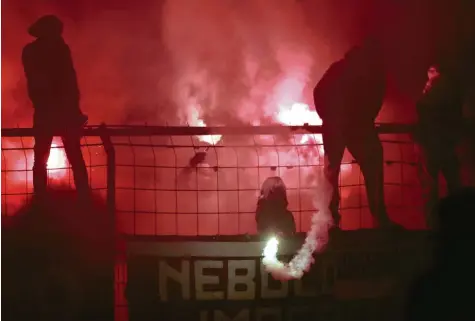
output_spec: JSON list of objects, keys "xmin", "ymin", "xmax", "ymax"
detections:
[
  {"xmin": 22, "ymin": 15, "xmax": 81, "ymax": 127},
  {"xmin": 415, "ymin": 75, "xmax": 464, "ymax": 147},
  {"xmin": 313, "ymin": 44, "xmax": 386, "ymax": 128}
]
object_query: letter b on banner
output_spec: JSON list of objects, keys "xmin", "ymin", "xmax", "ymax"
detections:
[{"xmin": 227, "ymin": 260, "xmax": 256, "ymax": 300}]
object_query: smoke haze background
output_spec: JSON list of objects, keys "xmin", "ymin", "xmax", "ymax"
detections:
[
  {"xmin": 5, "ymin": 0, "xmax": 473, "ymax": 127},
  {"xmin": 2, "ymin": 0, "xmax": 474, "ymax": 233}
]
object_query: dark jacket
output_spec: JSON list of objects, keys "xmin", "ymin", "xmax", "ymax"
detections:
[
  {"xmin": 256, "ymin": 200, "xmax": 296, "ymax": 237},
  {"xmin": 415, "ymin": 76, "xmax": 464, "ymax": 147},
  {"xmin": 22, "ymin": 36, "xmax": 81, "ymax": 126},
  {"xmin": 313, "ymin": 50, "xmax": 385, "ymax": 127}
]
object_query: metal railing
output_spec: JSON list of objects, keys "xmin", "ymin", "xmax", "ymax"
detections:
[
  {"xmin": 1, "ymin": 123, "xmax": 422, "ymax": 233},
  {"xmin": 1, "ymin": 123, "xmax": 422, "ymax": 321}
]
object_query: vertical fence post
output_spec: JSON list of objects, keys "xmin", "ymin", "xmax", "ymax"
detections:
[
  {"xmin": 99, "ymin": 123, "xmax": 116, "ymax": 321},
  {"xmin": 99, "ymin": 123, "xmax": 116, "ymax": 224}
]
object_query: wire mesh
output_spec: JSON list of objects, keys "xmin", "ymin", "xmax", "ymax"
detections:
[
  {"xmin": 1, "ymin": 124, "xmax": 425, "ymax": 321},
  {"xmin": 1, "ymin": 135, "xmax": 108, "ymax": 218},
  {"xmin": 110, "ymin": 132, "xmax": 424, "ymax": 236},
  {"xmin": 1, "ymin": 127, "xmax": 425, "ymax": 231}
]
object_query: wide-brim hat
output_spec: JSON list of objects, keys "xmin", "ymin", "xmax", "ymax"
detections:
[{"xmin": 28, "ymin": 15, "xmax": 63, "ymax": 38}]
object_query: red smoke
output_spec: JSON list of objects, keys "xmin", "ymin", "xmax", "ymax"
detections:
[{"xmin": 4, "ymin": 0, "xmax": 454, "ymax": 232}]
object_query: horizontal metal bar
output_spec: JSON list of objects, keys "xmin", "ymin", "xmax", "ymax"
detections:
[{"xmin": 1, "ymin": 123, "xmax": 416, "ymax": 137}]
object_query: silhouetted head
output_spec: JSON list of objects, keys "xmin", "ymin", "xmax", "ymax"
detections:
[
  {"xmin": 427, "ymin": 64, "xmax": 441, "ymax": 81},
  {"xmin": 259, "ymin": 176, "xmax": 288, "ymax": 207},
  {"xmin": 344, "ymin": 36, "xmax": 382, "ymax": 63},
  {"xmin": 28, "ymin": 15, "xmax": 63, "ymax": 38}
]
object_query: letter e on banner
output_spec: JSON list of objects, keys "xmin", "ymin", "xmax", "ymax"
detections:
[{"xmin": 195, "ymin": 260, "xmax": 224, "ymax": 300}]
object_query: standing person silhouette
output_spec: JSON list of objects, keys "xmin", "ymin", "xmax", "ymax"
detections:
[
  {"xmin": 22, "ymin": 15, "xmax": 90, "ymax": 199},
  {"xmin": 313, "ymin": 38, "xmax": 403, "ymax": 230},
  {"xmin": 414, "ymin": 63, "xmax": 464, "ymax": 228}
]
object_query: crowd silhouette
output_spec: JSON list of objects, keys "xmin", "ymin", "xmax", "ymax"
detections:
[
  {"xmin": 404, "ymin": 187, "xmax": 475, "ymax": 321},
  {"xmin": 2, "ymin": 188, "xmax": 115, "ymax": 321},
  {"xmin": 2, "ymin": 13, "xmax": 475, "ymax": 321}
]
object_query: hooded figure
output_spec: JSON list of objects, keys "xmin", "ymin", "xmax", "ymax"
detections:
[
  {"xmin": 22, "ymin": 15, "xmax": 90, "ymax": 199},
  {"xmin": 313, "ymin": 38, "xmax": 402, "ymax": 230},
  {"xmin": 255, "ymin": 176, "xmax": 296, "ymax": 237}
]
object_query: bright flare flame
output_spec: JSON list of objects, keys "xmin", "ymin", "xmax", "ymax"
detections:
[
  {"xmin": 263, "ymin": 237, "xmax": 279, "ymax": 259},
  {"xmin": 47, "ymin": 142, "xmax": 67, "ymax": 169},
  {"xmin": 188, "ymin": 105, "xmax": 222, "ymax": 145},
  {"xmin": 277, "ymin": 102, "xmax": 322, "ymax": 126},
  {"xmin": 194, "ymin": 118, "xmax": 222, "ymax": 145},
  {"xmin": 277, "ymin": 102, "xmax": 322, "ymax": 145},
  {"xmin": 47, "ymin": 141, "xmax": 68, "ymax": 179},
  {"xmin": 275, "ymin": 102, "xmax": 351, "ymax": 177}
]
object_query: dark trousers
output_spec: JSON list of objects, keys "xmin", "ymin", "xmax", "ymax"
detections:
[
  {"xmin": 417, "ymin": 143, "xmax": 461, "ymax": 228},
  {"xmin": 33, "ymin": 130, "xmax": 90, "ymax": 198},
  {"xmin": 322, "ymin": 123, "xmax": 389, "ymax": 226}
]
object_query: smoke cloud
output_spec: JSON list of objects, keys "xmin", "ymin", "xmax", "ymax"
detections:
[
  {"xmin": 2, "ymin": 0, "xmax": 446, "ymax": 232},
  {"xmin": 162, "ymin": 0, "xmax": 323, "ymax": 126},
  {"xmin": 2, "ymin": 0, "xmax": 367, "ymax": 128}
]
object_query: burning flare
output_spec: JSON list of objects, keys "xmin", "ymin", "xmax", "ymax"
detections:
[
  {"xmin": 188, "ymin": 104, "xmax": 222, "ymax": 145},
  {"xmin": 262, "ymin": 175, "xmax": 333, "ymax": 280},
  {"xmin": 47, "ymin": 141, "xmax": 68, "ymax": 179},
  {"xmin": 277, "ymin": 102, "xmax": 322, "ymax": 144}
]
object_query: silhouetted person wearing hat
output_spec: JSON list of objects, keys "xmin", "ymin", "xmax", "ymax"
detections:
[
  {"xmin": 313, "ymin": 38, "xmax": 402, "ymax": 230},
  {"xmin": 22, "ymin": 15, "xmax": 90, "ymax": 198},
  {"xmin": 414, "ymin": 63, "xmax": 463, "ymax": 228}
]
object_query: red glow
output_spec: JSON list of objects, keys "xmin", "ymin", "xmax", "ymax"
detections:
[
  {"xmin": 2, "ymin": 138, "xmax": 70, "ymax": 212},
  {"xmin": 187, "ymin": 104, "xmax": 223, "ymax": 145}
]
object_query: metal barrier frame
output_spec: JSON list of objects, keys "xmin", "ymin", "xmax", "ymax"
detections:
[{"xmin": 1, "ymin": 123, "xmax": 417, "ymax": 321}]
